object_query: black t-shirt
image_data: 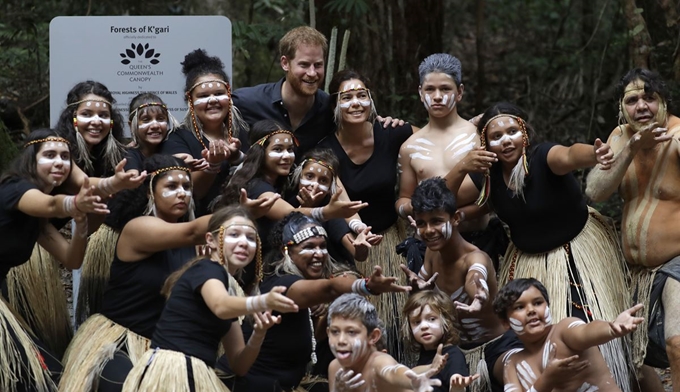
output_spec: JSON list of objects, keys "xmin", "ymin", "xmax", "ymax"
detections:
[
  {"xmin": 100, "ymin": 242, "xmax": 195, "ymax": 339},
  {"xmin": 483, "ymin": 143, "xmax": 588, "ymax": 253},
  {"xmin": 318, "ymin": 122, "xmax": 412, "ymax": 233},
  {"xmin": 417, "ymin": 345, "xmax": 469, "ymax": 392},
  {"xmin": 247, "ymin": 178, "xmax": 281, "ymax": 258},
  {"xmin": 0, "ymin": 178, "xmax": 41, "ymax": 284},
  {"xmin": 123, "ymin": 147, "xmax": 146, "ymax": 172},
  {"xmin": 152, "ymin": 258, "xmax": 233, "ymax": 367},
  {"xmin": 233, "ymin": 78, "xmax": 335, "ymax": 158},
  {"xmin": 239, "ymin": 273, "xmax": 312, "ymax": 390},
  {"xmin": 160, "ymin": 127, "xmax": 230, "ymax": 216}
]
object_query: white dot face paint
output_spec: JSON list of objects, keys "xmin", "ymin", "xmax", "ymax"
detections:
[
  {"xmin": 192, "ymin": 94, "xmax": 230, "ymax": 106},
  {"xmin": 488, "ymin": 132, "xmax": 522, "ymax": 147},
  {"xmin": 509, "ymin": 317, "xmax": 525, "ymax": 334},
  {"xmin": 76, "ymin": 115, "xmax": 111, "ymax": 125}
]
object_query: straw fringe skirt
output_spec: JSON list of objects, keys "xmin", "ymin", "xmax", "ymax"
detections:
[
  {"xmin": 59, "ymin": 314, "xmax": 150, "ymax": 392},
  {"xmin": 0, "ymin": 297, "xmax": 58, "ymax": 392},
  {"xmin": 460, "ymin": 336, "xmax": 502, "ymax": 392},
  {"xmin": 354, "ymin": 220, "xmax": 411, "ymax": 364},
  {"xmin": 76, "ymin": 224, "xmax": 119, "ymax": 325},
  {"xmin": 628, "ymin": 265, "xmax": 659, "ymax": 371},
  {"xmin": 122, "ymin": 348, "xmax": 230, "ymax": 392},
  {"xmin": 499, "ymin": 207, "xmax": 632, "ymax": 391},
  {"xmin": 7, "ymin": 243, "xmax": 73, "ymax": 359}
]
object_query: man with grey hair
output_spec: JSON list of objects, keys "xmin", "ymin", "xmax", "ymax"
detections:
[{"xmin": 396, "ymin": 53, "xmax": 506, "ymax": 270}]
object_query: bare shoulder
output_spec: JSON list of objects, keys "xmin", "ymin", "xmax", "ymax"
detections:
[
  {"xmin": 501, "ymin": 347, "xmax": 526, "ymax": 368},
  {"xmin": 606, "ymin": 125, "xmax": 628, "ymax": 150},
  {"xmin": 463, "ymin": 249, "xmax": 494, "ymax": 270},
  {"xmin": 400, "ymin": 128, "xmax": 433, "ymax": 151}
]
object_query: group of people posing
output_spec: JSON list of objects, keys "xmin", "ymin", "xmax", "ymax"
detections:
[{"xmin": 0, "ymin": 24, "xmax": 679, "ymax": 392}]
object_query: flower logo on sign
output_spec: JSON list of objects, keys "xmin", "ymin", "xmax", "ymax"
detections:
[{"xmin": 120, "ymin": 43, "xmax": 161, "ymax": 65}]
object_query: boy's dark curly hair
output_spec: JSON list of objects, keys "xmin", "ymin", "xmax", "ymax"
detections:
[
  {"xmin": 492, "ymin": 278, "xmax": 550, "ymax": 321},
  {"xmin": 411, "ymin": 177, "xmax": 457, "ymax": 215}
]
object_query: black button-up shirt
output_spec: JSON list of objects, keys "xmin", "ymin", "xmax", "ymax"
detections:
[{"xmin": 233, "ymin": 77, "xmax": 335, "ymax": 159}]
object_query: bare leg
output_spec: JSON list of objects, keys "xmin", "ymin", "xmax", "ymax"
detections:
[
  {"xmin": 633, "ymin": 365, "xmax": 665, "ymax": 392},
  {"xmin": 663, "ymin": 278, "xmax": 680, "ymax": 392}
]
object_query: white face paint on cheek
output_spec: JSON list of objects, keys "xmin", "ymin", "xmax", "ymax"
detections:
[
  {"xmin": 349, "ymin": 338, "xmax": 367, "ymax": 364},
  {"xmin": 161, "ymin": 186, "xmax": 191, "ymax": 199},
  {"xmin": 76, "ymin": 115, "xmax": 111, "ymax": 125},
  {"xmin": 223, "ymin": 235, "xmax": 257, "ymax": 251},
  {"xmin": 423, "ymin": 94, "xmax": 433, "ymax": 110},
  {"xmin": 509, "ymin": 318, "xmax": 525, "ymax": 334},
  {"xmin": 192, "ymin": 94, "xmax": 230, "ymax": 106},
  {"xmin": 138, "ymin": 120, "xmax": 168, "ymax": 130},
  {"xmin": 442, "ymin": 221, "xmax": 453, "ymax": 240},
  {"xmin": 544, "ymin": 307, "xmax": 552, "ymax": 325},
  {"xmin": 488, "ymin": 132, "xmax": 522, "ymax": 147}
]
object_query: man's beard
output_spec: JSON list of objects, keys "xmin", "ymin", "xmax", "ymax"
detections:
[{"xmin": 287, "ymin": 71, "xmax": 321, "ymax": 97}]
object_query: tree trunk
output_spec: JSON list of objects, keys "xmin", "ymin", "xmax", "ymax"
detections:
[
  {"xmin": 620, "ymin": 0, "xmax": 653, "ymax": 68},
  {"xmin": 475, "ymin": 0, "xmax": 486, "ymax": 113}
]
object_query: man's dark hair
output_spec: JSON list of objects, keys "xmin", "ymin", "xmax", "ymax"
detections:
[
  {"xmin": 493, "ymin": 278, "xmax": 550, "ymax": 321},
  {"xmin": 411, "ymin": 177, "xmax": 457, "ymax": 215},
  {"xmin": 616, "ymin": 68, "xmax": 669, "ymax": 103}
]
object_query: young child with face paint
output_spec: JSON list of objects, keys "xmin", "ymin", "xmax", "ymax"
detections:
[
  {"xmin": 0, "ymin": 129, "xmax": 110, "ymax": 390},
  {"xmin": 403, "ymin": 290, "xmax": 480, "ymax": 392},
  {"xmin": 121, "ymin": 206, "xmax": 299, "ymax": 392},
  {"xmin": 289, "ymin": 148, "xmax": 383, "ymax": 266},
  {"xmin": 493, "ymin": 278, "xmax": 644, "ymax": 392},
  {"xmin": 403, "ymin": 177, "xmax": 523, "ymax": 392},
  {"xmin": 220, "ymin": 120, "xmax": 367, "ymax": 283},
  {"xmin": 327, "ymin": 293, "xmax": 446, "ymax": 392}
]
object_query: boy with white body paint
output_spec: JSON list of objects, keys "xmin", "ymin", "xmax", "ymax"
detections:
[
  {"xmin": 396, "ymin": 54, "xmax": 483, "ymax": 231},
  {"xmin": 494, "ymin": 278, "xmax": 643, "ymax": 392},
  {"xmin": 327, "ymin": 294, "xmax": 445, "ymax": 392},
  {"xmin": 402, "ymin": 177, "xmax": 522, "ymax": 392}
]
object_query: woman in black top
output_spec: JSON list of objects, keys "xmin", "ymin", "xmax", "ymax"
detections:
[
  {"xmin": 161, "ymin": 49, "xmax": 244, "ymax": 216},
  {"xmin": 122, "ymin": 205, "xmax": 299, "ymax": 392},
  {"xmin": 59, "ymin": 155, "xmax": 213, "ymax": 392},
  {"xmin": 318, "ymin": 69, "xmax": 414, "ymax": 362},
  {"xmin": 219, "ymin": 212, "xmax": 410, "ymax": 392},
  {"xmin": 0, "ymin": 129, "xmax": 106, "ymax": 391},
  {"xmin": 450, "ymin": 102, "xmax": 632, "ymax": 390}
]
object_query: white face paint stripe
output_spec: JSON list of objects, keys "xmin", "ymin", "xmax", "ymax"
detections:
[
  {"xmin": 442, "ymin": 221, "xmax": 453, "ymax": 240},
  {"xmin": 509, "ymin": 318, "xmax": 524, "ymax": 334},
  {"xmin": 544, "ymin": 307, "xmax": 553, "ymax": 325},
  {"xmin": 76, "ymin": 115, "xmax": 111, "ymax": 125},
  {"xmin": 516, "ymin": 361, "xmax": 537, "ymax": 390},
  {"xmin": 452, "ymin": 142, "xmax": 476, "ymax": 158},
  {"xmin": 415, "ymin": 138, "xmax": 435, "ymax": 146},
  {"xmin": 445, "ymin": 132, "xmax": 476, "ymax": 151},
  {"xmin": 338, "ymin": 98, "xmax": 371, "ymax": 108},
  {"xmin": 488, "ymin": 132, "xmax": 523, "ymax": 147},
  {"xmin": 299, "ymin": 179, "xmax": 330, "ymax": 192},
  {"xmin": 268, "ymin": 151, "xmax": 295, "ymax": 159},
  {"xmin": 223, "ymin": 234, "xmax": 257, "ymax": 249},
  {"xmin": 161, "ymin": 187, "xmax": 192, "ymax": 199},
  {"xmin": 541, "ymin": 339, "xmax": 552, "ymax": 369},
  {"xmin": 405, "ymin": 144, "xmax": 432, "ymax": 152},
  {"xmin": 38, "ymin": 157, "xmax": 71, "ymax": 167},
  {"xmin": 298, "ymin": 248, "xmax": 329, "ymax": 255},
  {"xmin": 192, "ymin": 94, "xmax": 230, "ymax": 106},
  {"xmin": 137, "ymin": 120, "xmax": 168, "ymax": 130}
]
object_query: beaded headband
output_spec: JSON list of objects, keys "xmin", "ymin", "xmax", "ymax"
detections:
[
  {"xmin": 287, "ymin": 225, "xmax": 328, "ymax": 246},
  {"xmin": 334, "ymin": 86, "xmax": 370, "ymax": 95},
  {"xmin": 186, "ymin": 79, "xmax": 229, "ymax": 94},
  {"xmin": 24, "ymin": 137, "xmax": 71, "ymax": 148},
  {"xmin": 129, "ymin": 102, "xmax": 168, "ymax": 121},
  {"xmin": 254, "ymin": 130, "xmax": 300, "ymax": 147},
  {"xmin": 68, "ymin": 98, "xmax": 112, "ymax": 108},
  {"xmin": 302, "ymin": 158, "xmax": 335, "ymax": 176},
  {"xmin": 150, "ymin": 166, "xmax": 191, "ymax": 178}
]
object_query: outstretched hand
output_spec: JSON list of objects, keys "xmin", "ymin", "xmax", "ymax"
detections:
[
  {"xmin": 112, "ymin": 159, "xmax": 147, "ymax": 192},
  {"xmin": 297, "ymin": 186, "xmax": 325, "ymax": 207},
  {"xmin": 333, "ymin": 368, "xmax": 365, "ymax": 391},
  {"xmin": 252, "ymin": 311, "xmax": 281, "ymax": 335},
  {"xmin": 454, "ymin": 273, "xmax": 488, "ymax": 313},
  {"xmin": 399, "ymin": 264, "xmax": 438, "ymax": 292},
  {"xmin": 610, "ymin": 303, "xmax": 644, "ymax": 338},
  {"xmin": 593, "ymin": 138, "xmax": 614, "ymax": 170},
  {"xmin": 430, "ymin": 344, "xmax": 449, "ymax": 375},
  {"xmin": 76, "ymin": 176, "xmax": 109, "ymax": 215},
  {"xmin": 326, "ymin": 186, "xmax": 368, "ymax": 219},
  {"xmin": 265, "ymin": 286, "xmax": 299, "ymax": 314},
  {"xmin": 450, "ymin": 373, "xmax": 480, "ymax": 390},
  {"xmin": 542, "ymin": 343, "xmax": 589, "ymax": 384},
  {"xmin": 404, "ymin": 367, "xmax": 442, "ymax": 392},
  {"xmin": 239, "ymin": 188, "xmax": 280, "ymax": 219},
  {"xmin": 366, "ymin": 265, "xmax": 412, "ymax": 294},
  {"xmin": 630, "ymin": 121, "xmax": 671, "ymax": 151},
  {"xmin": 457, "ymin": 148, "xmax": 497, "ymax": 173},
  {"xmin": 352, "ymin": 226, "xmax": 383, "ymax": 262}
]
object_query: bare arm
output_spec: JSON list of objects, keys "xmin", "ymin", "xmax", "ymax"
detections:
[
  {"xmin": 585, "ymin": 131, "xmax": 636, "ymax": 202},
  {"xmin": 16, "ymin": 178, "xmax": 108, "ymax": 218},
  {"xmin": 201, "ymin": 280, "xmax": 298, "ymax": 320},
  {"xmin": 221, "ymin": 311, "xmax": 280, "ymax": 376},
  {"xmin": 117, "ymin": 215, "xmax": 212, "ymax": 260},
  {"xmin": 561, "ymin": 304, "xmax": 643, "ymax": 352},
  {"xmin": 37, "ymin": 218, "xmax": 88, "ymax": 270},
  {"xmin": 396, "ymin": 144, "xmax": 418, "ymax": 218},
  {"xmin": 546, "ymin": 144, "xmax": 599, "ymax": 176}
]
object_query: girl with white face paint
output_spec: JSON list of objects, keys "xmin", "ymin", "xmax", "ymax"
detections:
[
  {"xmin": 320, "ymin": 69, "xmax": 416, "ymax": 365},
  {"xmin": 403, "ymin": 290, "xmax": 479, "ymax": 392},
  {"xmin": 0, "ymin": 129, "xmax": 110, "ymax": 390},
  {"xmin": 446, "ymin": 102, "xmax": 632, "ymax": 390},
  {"xmin": 121, "ymin": 206, "xmax": 299, "ymax": 392},
  {"xmin": 220, "ymin": 120, "xmax": 369, "ymax": 286},
  {"xmin": 59, "ymin": 155, "xmax": 233, "ymax": 391},
  {"xmin": 213, "ymin": 212, "xmax": 409, "ymax": 392},
  {"xmin": 55, "ymin": 81, "xmax": 127, "ymax": 177}
]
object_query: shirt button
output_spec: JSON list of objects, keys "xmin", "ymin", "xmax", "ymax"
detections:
[{"xmin": 284, "ymin": 114, "xmax": 288, "ymax": 117}]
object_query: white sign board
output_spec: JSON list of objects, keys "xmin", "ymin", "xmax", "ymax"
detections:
[{"xmin": 49, "ymin": 16, "xmax": 232, "ymax": 136}]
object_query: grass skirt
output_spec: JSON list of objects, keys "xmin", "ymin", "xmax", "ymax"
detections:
[
  {"xmin": 499, "ymin": 207, "xmax": 632, "ymax": 392},
  {"xmin": 0, "ymin": 297, "xmax": 57, "ymax": 392},
  {"xmin": 76, "ymin": 224, "xmax": 119, "ymax": 326},
  {"xmin": 122, "ymin": 348, "xmax": 230, "ymax": 392},
  {"xmin": 353, "ymin": 220, "xmax": 411, "ymax": 364},
  {"xmin": 7, "ymin": 243, "xmax": 73, "ymax": 359},
  {"xmin": 59, "ymin": 314, "xmax": 150, "ymax": 392}
]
